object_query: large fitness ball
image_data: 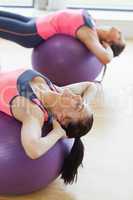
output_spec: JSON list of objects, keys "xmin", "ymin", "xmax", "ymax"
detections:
[
  {"xmin": 0, "ymin": 111, "xmax": 73, "ymax": 195},
  {"xmin": 32, "ymin": 35, "xmax": 103, "ymax": 86}
]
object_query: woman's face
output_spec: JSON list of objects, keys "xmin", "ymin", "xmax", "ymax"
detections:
[
  {"xmin": 107, "ymin": 27, "xmax": 125, "ymax": 46},
  {"xmin": 54, "ymin": 89, "xmax": 92, "ymax": 126}
]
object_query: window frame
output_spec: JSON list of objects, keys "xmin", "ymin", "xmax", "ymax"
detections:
[
  {"xmin": 67, "ymin": 4, "xmax": 133, "ymax": 12},
  {"xmin": 0, "ymin": 0, "xmax": 35, "ymax": 8}
]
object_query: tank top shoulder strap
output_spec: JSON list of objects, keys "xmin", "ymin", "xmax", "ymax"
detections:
[
  {"xmin": 82, "ymin": 9, "xmax": 96, "ymax": 30},
  {"xmin": 17, "ymin": 69, "xmax": 57, "ymax": 122}
]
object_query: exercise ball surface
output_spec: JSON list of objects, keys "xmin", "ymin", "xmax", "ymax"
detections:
[
  {"xmin": 0, "ymin": 111, "xmax": 73, "ymax": 195},
  {"xmin": 32, "ymin": 35, "xmax": 103, "ymax": 86}
]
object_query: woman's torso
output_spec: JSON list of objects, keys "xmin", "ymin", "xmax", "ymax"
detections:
[
  {"xmin": 36, "ymin": 9, "xmax": 96, "ymax": 40},
  {"xmin": 0, "ymin": 69, "xmax": 56, "ymax": 117}
]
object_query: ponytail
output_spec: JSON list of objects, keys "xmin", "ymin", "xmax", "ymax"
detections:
[
  {"xmin": 61, "ymin": 138, "xmax": 84, "ymax": 184},
  {"xmin": 61, "ymin": 115, "xmax": 93, "ymax": 184}
]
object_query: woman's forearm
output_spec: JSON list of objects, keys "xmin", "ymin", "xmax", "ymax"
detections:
[
  {"xmin": 21, "ymin": 118, "xmax": 65, "ymax": 159},
  {"xmin": 33, "ymin": 129, "xmax": 64, "ymax": 158},
  {"xmin": 82, "ymin": 83, "xmax": 98, "ymax": 104}
]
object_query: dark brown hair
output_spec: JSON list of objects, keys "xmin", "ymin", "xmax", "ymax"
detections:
[
  {"xmin": 111, "ymin": 43, "xmax": 126, "ymax": 57},
  {"xmin": 61, "ymin": 115, "xmax": 93, "ymax": 184}
]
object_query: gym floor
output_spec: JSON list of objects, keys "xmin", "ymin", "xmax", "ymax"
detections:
[{"xmin": 0, "ymin": 38, "xmax": 133, "ymax": 200}]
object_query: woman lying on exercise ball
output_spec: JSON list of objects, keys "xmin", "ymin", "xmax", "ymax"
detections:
[
  {"xmin": 0, "ymin": 9, "xmax": 125, "ymax": 64},
  {"xmin": 0, "ymin": 68, "xmax": 97, "ymax": 184}
]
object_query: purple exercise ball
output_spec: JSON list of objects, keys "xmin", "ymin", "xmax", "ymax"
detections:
[
  {"xmin": 32, "ymin": 35, "xmax": 103, "ymax": 86},
  {"xmin": 0, "ymin": 111, "xmax": 73, "ymax": 195}
]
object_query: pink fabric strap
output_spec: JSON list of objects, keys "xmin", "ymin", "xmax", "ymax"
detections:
[{"xmin": 32, "ymin": 98, "xmax": 49, "ymax": 122}]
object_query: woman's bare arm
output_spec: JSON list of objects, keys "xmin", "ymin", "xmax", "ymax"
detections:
[
  {"xmin": 11, "ymin": 96, "xmax": 66, "ymax": 159},
  {"xmin": 76, "ymin": 26, "xmax": 113, "ymax": 65},
  {"xmin": 21, "ymin": 118, "xmax": 66, "ymax": 159},
  {"xmin": 30, "ymin": 77, "xmax": 97, "ymax": 105},
  {"xmin": 56, "ymin": 82, "xmax": 98, "ymax": 103}
]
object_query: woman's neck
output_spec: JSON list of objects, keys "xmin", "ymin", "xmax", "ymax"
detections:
[
  {"xmin": 96, "ymin": 28, "xmax": 110, "ymax": 42},
  {"xmin": 42, "ymin": 90, "xmax": 62, "ymax": 111},
  {"xmin": 30, "ymin": 80, "xmax": 62, "ymax": 113},
  {"xmin": 42, "ymin": 91, "xmax": 64, "ymax": 119}
]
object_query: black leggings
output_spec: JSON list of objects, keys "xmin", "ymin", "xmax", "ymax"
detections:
[{"xmin": 0, "ymin": 10, "xmax": 44, "ymax": 48}]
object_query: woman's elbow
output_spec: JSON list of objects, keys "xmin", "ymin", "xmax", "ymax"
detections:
[
  {"xmin": 26, "ymin": 149, "xmax": 40, "ymax": 160},
  {"xmin": 27, "ymin": 151, "xmax": 40, "ymax": 160},
  {"xmin": 100, "ymin": 56, "xmax": 112, "ymax": 65},
  {"xmin": 101, "ymin": 51, "xmax": 114, "ymax": 65},
  {"xmin": 23, "ymin": 141, "xmax": 41, "ymax": 160}
]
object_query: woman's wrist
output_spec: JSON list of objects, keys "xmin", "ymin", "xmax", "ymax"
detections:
[
  {"xmin": 55, "ymin": 127, "xmax": 67, "ymax": 138},
  {"xmin": 106, "ymin": 47, "xmax": 114, "ymax": 60},
  {"xmin": 102, "ymin": 41, "xmax": 114, "ymax": 60}
]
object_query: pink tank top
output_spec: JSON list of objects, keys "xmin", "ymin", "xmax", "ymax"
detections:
[
  {"xmin": 0, "ymin": 69, "xmax": 55, "ymax": 121},
  {"xmin": 36, "ymin": 9, "xmax": 96, "ymax": 40},
  {"xmin": 0, "ymin": 69, "xmax": 25, "ymax": 116}
]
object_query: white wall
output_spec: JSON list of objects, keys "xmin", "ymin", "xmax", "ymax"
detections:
[
  {"xmin": 1, "ymin": 5, "xmax": 132, "ymax": 39},
  {"xmin": 47, "ymin": 0, "xmax": 66, "ymax": 10},
  {"xmin": 90, "ymin": 10, "xmax": 133, "ymax": 39}
]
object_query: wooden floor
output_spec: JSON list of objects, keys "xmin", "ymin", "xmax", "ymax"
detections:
[{"xmin": 0, "ymin": 39, "xmax": 133, "ymax": 200}]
